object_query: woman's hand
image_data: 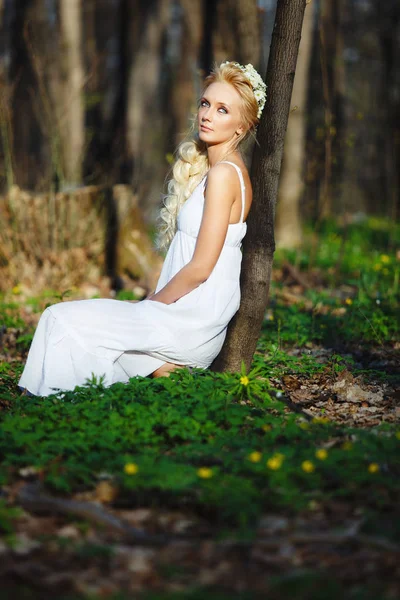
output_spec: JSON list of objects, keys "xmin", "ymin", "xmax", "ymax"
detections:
[{"xmin": 147, "ymin": 291, "xmax": 167, "ymax": 304}]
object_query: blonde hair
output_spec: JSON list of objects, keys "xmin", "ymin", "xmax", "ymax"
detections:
[{"xmin": 155, "ymin": 61, "xmax": 260, "ymax": 253}]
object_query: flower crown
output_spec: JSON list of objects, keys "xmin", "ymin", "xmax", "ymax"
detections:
[{"xmin": 220, "ymin": 61, "xmax": 267, "ymax": 120}]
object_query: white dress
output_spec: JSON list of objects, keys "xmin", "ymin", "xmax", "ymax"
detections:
[{"xmin": 18, "ymin": 161, "xmax": 247, "ymax": 397}]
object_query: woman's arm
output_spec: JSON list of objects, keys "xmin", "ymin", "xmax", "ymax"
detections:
[{"xmin": 149, "ymin": 164, "xmax": 237, "ymax": 305}]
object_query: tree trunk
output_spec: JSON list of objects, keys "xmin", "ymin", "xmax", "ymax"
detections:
[
  {"xmin": 275, "ymin": 0, "xmax": 314, "ymax": 249},
  {"xmin": 211, "ymin": 0, "xmax": 307, "ymax": 374},
  {"xmin": 169, "ymin": 0, "xmax": 203, "ymax": 148},
  {"xmin": 212, "ymin": 0, "xmax": 261, "ymax": 67},
  {"xmin": 82, "ymin": 0, "xmax": 122, "ymax": 185},
  {"xmin": 377, "ymin": 1, "xmax": 400, "ymax": 224},
  {"xmin": 126, "ymin": 0, "xmax": 171, "ymax": 217},
  {"xmin": 8, "ymin": 0, "xmax": 47, "ymax": 190},
  {"xmin": 58, "ymin": 0, "xmax": 85, "ymax": 187},
  {"xmin": 318, "ymin": 0, "xmax": 346, "ymax": 219}
]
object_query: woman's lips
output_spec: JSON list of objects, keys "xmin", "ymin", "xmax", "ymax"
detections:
[{"xmin": 200, "ymin": 124, "xmax": 212, "ymax": 131}]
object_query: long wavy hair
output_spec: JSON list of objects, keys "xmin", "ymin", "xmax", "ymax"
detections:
[{"xmin": 154, "ymin": 61, "xmax": 260, "ymax": 253}]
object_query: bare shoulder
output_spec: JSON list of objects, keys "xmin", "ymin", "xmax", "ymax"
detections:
[{"xmin": 205, "ymin": 162, "xmax": 238, "ymax": 188}]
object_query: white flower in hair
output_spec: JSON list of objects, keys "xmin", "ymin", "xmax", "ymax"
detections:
[{"xmin": 220, "ymin": 61, "xmax": 267, "ymax": 120}]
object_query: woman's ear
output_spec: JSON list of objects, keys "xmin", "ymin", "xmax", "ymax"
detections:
[{"xmin": 236, "ymin": 121, "xmax": 247, "ymax": 136}]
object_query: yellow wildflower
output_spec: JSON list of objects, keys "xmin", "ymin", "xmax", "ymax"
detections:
[
  {"xmin": 248, "ymin": 451, "xmax": 262, "ymax": 463},
  {"xmin": 302, "ymin": 460, "xmax": 315, "ymax": 473},
  {"xmin": 395, "ymin": 431, "xmax": 400, "ymax": 441},
  {"xmin": 12, "ymin": 285, "xmax": 21, "ymax": 295},
  {"xmin": 299, "ymin": 422, "xmax": 309, "ymax": 430},
  {"xmin": 266, "ymin": 454, "xmax": 284, "ymax": 470},
  {"xmin": 315, "ymin": 448, "xmax": 328, "ymax": 460},
  {"xmin": 345, "ymin": 298, "xmax": 353, "ymax": 305},
  {"xmin": 124, "ymin": 463, "xmax": 139, "ymax": 475},
  {"xmin": 197, "ymin": 467, "xmax": 213, "ymax": 479},
  {"xmin": 240, "ymin": 376, "xmax": 249, "ymax": 386},
  {"xmin": 373, "ymin": 263, "xmax": 382, "ymax": 271},
  {"xmin": 380, "ymin": 254, "xmax": 390, "ymax": 264},
  {"xmin": 368, "ymin": 462, "xmax": 379, "ymax": 474},
  {"xmin": 262, "ymin": 424, "xmax": 272, "ymax": 432}
]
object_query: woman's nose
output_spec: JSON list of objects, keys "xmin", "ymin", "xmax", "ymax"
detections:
[{"xmin": 202, "ymin": 107, "xmax": 212, "ymax": 121}]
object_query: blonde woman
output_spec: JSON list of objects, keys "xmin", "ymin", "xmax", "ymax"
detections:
[{"xmin": 18, "ymin": 61, "xmax": 266, "ymax": 397}]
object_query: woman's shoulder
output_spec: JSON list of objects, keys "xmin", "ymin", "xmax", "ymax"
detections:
[
  {"xmin": 207, "ymin": 161, "xmax": 251, "ymax": 193},
  {"xmin": 207, "ymin": 161, "xmax": 249, "ymax": 181}
]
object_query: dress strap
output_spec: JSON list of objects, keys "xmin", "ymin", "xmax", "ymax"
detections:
[{"xmin": 217, "ymin": 161, "xmax": 246, "ymax": 224}]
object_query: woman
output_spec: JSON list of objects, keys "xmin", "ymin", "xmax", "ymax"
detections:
[{"xmin": 18, "ymin": 60, "xmax": 266, "ymax": 397}]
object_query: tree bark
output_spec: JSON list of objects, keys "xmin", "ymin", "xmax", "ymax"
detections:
[
  {"xmin": 275, "ymin": 0, "xmax": 314, "ymax": 249},
  {"xmin": 58, "ymin": 0, "xmax": 85, "ymax": 187},
  {"xmin": 212, "ymin": 0, "xmax": 261, "ymax": 67},
  {"xmin": 211, "ymin": 0, "xmax": 307, "ymax": 374},
  {"xmin": 376, "ymin": 1, "xmax": 400, "ymax": 223},
  {"xmin": 126, "ymin": 0, "xmax": 171, "ymax": 216},
  {"xmin": 318, "ymin": 0, "xmax": 346, "ymax": 219},
  {"xmin": 8, "ymin": 0, "xmax": 47, "ymax": 190},
  {"xmin": 170, "ymin": 0, "xmax": 203, "ymax": 147}
]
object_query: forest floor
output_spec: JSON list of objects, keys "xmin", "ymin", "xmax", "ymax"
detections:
[{"xmin": 0, "ymin": 219, "xmax": 399, "ymax": 600}]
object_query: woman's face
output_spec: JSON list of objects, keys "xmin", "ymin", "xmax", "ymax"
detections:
[{"xmin": 198, "ymin": 81, "xmax": 245, "ymax": 146}]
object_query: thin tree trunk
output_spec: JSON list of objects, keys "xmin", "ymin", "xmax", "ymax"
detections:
[
  {"xmin": 109, "ymin": 0, "xmax": 135, "ymax": 184},
  {"xmin": 275, "ymin": 0, "xmax": 314, "ymax": 249},
  {"xmin": 58, "ymin": 0, "xmax": 85, "ymax": 187},
  {"xmin": 82, "ymin": 0, "xmax": 121, "ymax": 184},
  {"xmin": 127, "ymin": 0, "xmax": 171, "ymax": 210},
  {"xmin": 211, "ymin": 0, "xmax": 307, "ymax": 374},
  {"xmin": 212, "ymin": 0, "xmax": 261, "ymax": 67},
  {"xmin": 9, "ymin": 0, "xmax": 46, "ymax": 190},
  {"xmin": 171, "ymin": 0, "xmax": 203, "ymax": 146},
  {"xmin": 318, "ymin": 0, "xmax": 346, "ymax": 219},
  {"xmin": 377, "ymin": 1, "xmax": 400, "ymax": 225}
]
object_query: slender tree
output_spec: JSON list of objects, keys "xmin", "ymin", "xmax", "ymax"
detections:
[
  {"xmin": 169, "ymin": 0, "xmax": 204, "ymax": 146},
  {"xmin": 126, "ymin": 0, "xmax": 171, "ymax": 216},
  {"xmin": 9, "ymin": 0, "xmax": 45, "ymax": 190},
  {"xmin": 212, "ymin": 0, "xmax": 261, "ymax": 66},
  {"xmin": 58, "ymin": 0, "xmax": 85, "ymax": 187},
  {"xmin": 275, "ymin": 0, "xmax": 314, "ymax": 249},
  {"xmin": 318, "ymin": 0, "xmax": 346, "ymax": 218},
  {"xmin": 376, "ymin": 0, "xmax": 400, "ymax": 223},
  {"xmin": 211, "ymin": 0, "xmax": 307, "ymax": 373}
]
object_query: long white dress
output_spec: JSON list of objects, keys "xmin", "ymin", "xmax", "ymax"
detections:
[{"xmin": 18, "ymin": 161, "xmax": 247, "ymax": 397}]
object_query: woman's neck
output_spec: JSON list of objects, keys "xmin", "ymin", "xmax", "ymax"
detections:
[{"xmin": 207, "ymin": 148, "xmax": 240, "ymax": 168}]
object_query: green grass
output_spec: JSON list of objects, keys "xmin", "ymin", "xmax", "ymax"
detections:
[
  {"xmin": 0, "ymin": 368, "xmax": 398, "ymax": 531},
  {"xmin": 0, "ymin": 216, "xmax": 399, "ymax": 598}
]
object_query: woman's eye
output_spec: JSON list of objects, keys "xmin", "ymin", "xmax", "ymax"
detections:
[{"xmin": 199, "ymin": 101, "xmax": 227, "ymax": 113}]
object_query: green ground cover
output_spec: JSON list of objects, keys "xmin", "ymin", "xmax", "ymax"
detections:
[{"xmin": 0, "ymin": 216, "xmax": 399, "ymax": 598}]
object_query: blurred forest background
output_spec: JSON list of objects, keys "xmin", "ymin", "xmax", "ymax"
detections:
[{"xmin": 0, "ymin": 0, "xmax": 399, "ymax": 294}]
